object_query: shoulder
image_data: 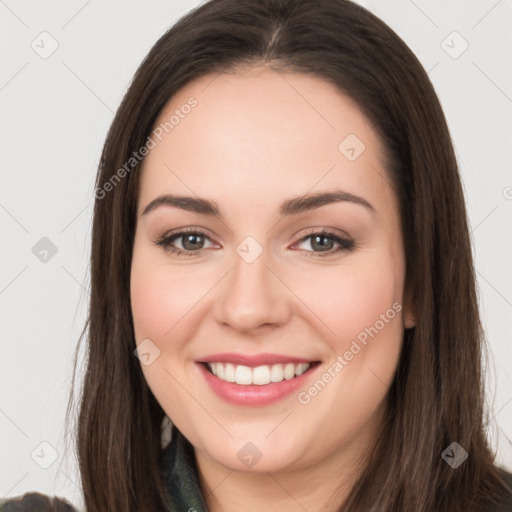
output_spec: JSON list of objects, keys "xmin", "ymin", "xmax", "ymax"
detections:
[
  {"xmin": 0, "ymin": 492, "xmax": 79, "ymax": 512},
  {"xmin": 489, "ymin": 468, "xmax": 512, "ymax": 512}
]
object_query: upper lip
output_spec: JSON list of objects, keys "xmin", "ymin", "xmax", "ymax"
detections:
[{"xmin": 196, "ymin": 352, "xmax": 319, "ymax": 367}]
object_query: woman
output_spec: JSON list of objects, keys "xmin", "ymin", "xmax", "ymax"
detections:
[{"xmin": 2, "ymin": 0, "xmax": 511, "ymax": 511}]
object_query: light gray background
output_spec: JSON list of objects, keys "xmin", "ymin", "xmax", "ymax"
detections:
[{"xmin": 1, "ymin": 0, "xmax": 511, "ymax": 508}]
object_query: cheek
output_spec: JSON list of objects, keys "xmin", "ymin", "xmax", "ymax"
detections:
[
  {"xmin": 131, "ymin": 244, "xmax": 404, "ymax": 356},
  {"xmin": 289, "ymin": 259, "xmax": 402, "ymax": 346},
  {"xmin": 289, "ymin": 254, "xmax": 404, "ymax": 410},
  {"xmin": 130, "ymin": 247, "xmax": 206, "ymax": 346},
  {"xmin": 290, "ymin": 261, "xmax": 403, "ymax": 436},
  {"xmin": 130, "ymin": 244, "xmax": 201, "ymax": 415}
]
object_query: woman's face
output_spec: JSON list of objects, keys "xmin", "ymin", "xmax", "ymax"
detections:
[{"xmin": 130, "ymin": 65, "xmax": 413, "ymax": 475}]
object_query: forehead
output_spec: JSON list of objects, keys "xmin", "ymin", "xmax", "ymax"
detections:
[{"xmin": 138, "ymin": 65, "xmax": 393, "ymax": 218}]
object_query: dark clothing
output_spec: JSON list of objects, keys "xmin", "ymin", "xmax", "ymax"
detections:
[
  {"xmin": 1, "ymin": 426, "xmax": 511, "ymax": 511},
  {"xmin": 160, "ymin": 425, "xmax": 208, "ymax": 512},
  {"xmin": 0, "ymin": 494, "xmax": 77, "ymax": 511}
]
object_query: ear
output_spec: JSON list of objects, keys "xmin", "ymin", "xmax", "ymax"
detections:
[{"xmin": 402, "ymin": 287, "xmax": 416, "ymax": 329}]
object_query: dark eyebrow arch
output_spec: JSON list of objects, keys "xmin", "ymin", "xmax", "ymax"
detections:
[{"xmin": 141, "ymin": 189, "xmax": 375, "ymax": 218}]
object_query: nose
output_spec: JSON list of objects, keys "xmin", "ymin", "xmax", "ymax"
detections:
[{"xmin": 212, "ymin": 246, "xmax": 291, "ymax": 334}]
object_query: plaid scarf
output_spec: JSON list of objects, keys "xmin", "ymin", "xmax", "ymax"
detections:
[{"xmin": 161, "ymin": 425, "xmax": 209, "ymax": 512}]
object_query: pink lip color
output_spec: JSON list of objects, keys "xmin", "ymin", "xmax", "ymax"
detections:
[
  {"xmin": 197, "ymin": 352, "xmax": 313, "ymax": 367},
  {"xmin": 196, "ymin": 361, "xmax": 320, "ymax": 406}
]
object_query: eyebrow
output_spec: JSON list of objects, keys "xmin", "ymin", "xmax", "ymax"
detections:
[{"xmin": 141, "ymin": 189, "xmax": 375, "ymax": 218}]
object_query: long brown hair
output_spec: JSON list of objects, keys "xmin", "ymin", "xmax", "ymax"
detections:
[{"xmin": 65, "ymin": 0, "xmax": 511, "ymax": 510}]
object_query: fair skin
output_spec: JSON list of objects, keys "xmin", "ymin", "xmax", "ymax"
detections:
[{"xmin": 130, "ymin": 65, "xmax": 414, "ymax": 512}]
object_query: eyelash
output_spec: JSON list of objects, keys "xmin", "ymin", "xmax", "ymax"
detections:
[{"xmin": 154, "ymin": 227, "xmax": 355, "ymax": 258}]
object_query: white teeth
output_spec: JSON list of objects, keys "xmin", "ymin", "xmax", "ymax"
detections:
[
  {"xmin": 206, "ymin": 362, "xmax": 312, "ymax": 385},
  {"xmin": 252, "ymin": 365, "xmax": 271, "ymax": 385},
  {"xmin": 283, "ymin": 363, "xmax": 295, "ymax": 380},
  {"xmin": 224, "ymin": 363, "xmax": 236, "ymax": 383},
  {"xmin": 235, "ymin": 365, "xmax": 252, "ymax": 385},
  {"xmin": 216, "ymin": 363, "xmax": 225, "ymax": 380},
  {"xmin": 270, "ymin": 364, "xmax": 284, "ymax": 382},
  {"xmin": 295, "ymin": 363, "xmax": 310, "ymax": 376}
]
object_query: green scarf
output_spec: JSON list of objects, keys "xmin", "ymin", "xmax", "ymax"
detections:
[{"xmin": 161, "ymin": 425, "xmax": 209, "ymax": 512}]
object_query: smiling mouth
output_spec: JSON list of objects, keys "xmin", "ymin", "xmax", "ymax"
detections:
[{"xmin": 201, "ymin": 361, "xmax": 320, "ymax": 386}]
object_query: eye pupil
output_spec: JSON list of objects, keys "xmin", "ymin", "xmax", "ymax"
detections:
[
  {"xmin": 183, "ymin": 233, "xmax": 204, "ymax": 250},
  {"xmin": 311, "ymin": 235, "xmax": 333, "ymax": 252}
]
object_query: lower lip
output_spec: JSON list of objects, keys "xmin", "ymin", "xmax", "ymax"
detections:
[{"xmin": 196, "ymin": 362, "xmax": 320, "ymax": 406}]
